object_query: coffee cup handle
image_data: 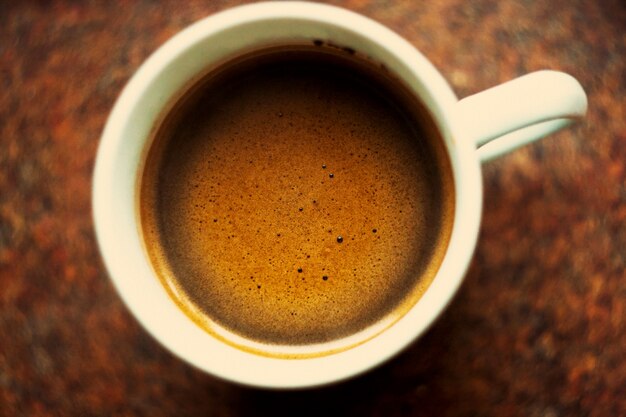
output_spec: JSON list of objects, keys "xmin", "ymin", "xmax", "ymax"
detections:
[{"xmin": 455, "ymin": 70, "xmax": 587, "ymax": 161}]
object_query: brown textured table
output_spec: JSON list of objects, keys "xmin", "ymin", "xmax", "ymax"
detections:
[{"xmin": 1, "ymin": 1, "xmax": 624, "ymax": 415}]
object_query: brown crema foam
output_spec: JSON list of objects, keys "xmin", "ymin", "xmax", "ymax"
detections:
[{"xmin": 139, "ymin": 45, "xmax": 454, "ymax": 357}]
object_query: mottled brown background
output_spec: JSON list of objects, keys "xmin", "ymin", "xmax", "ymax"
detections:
[{"xmin": 1, "ymin": 0, "xmax": 624, "ymax": 416}]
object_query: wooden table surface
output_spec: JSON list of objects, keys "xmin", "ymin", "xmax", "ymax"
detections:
[{"xmin": 1, "ymin": 1, "xmax": 624, "ymax": 415}]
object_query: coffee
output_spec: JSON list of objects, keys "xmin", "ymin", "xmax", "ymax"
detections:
[{"xmin": 139, "ymin": 45, "xmax": 454, "ymax": 357}]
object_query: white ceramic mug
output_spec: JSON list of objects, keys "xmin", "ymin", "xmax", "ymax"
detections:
[{"xmin": 93, "ymin": 2, "xmax": 587, "ymax": 389}]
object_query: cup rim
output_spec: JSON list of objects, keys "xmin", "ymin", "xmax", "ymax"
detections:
[{"xmin": 93, "ymin": 1, "xmax": 482, "ymax": 388}]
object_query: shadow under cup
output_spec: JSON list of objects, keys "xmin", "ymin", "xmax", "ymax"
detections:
[{"xmin": 138, "ymin": 44, "xmax": 456, "ymax": 359}]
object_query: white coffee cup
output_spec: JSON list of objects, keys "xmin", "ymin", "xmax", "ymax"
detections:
[{"xmin": 93, "ymin": 2, "xmax": 587, "ymax": 389}]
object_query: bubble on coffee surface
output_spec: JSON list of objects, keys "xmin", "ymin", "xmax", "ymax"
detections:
[{"xmin": 140, "ymin": 48, "xmax": 453, "ymax": 349}]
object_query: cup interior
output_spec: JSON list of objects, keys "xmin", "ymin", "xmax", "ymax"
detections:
[{"xmin": 93, "ymin": 1, "xmax": 482, "ymax": 388}]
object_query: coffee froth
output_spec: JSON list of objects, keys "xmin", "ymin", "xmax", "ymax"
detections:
[{"xmin": 139, "ymin": 45, "xmax": 454, "ymax": 357}]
